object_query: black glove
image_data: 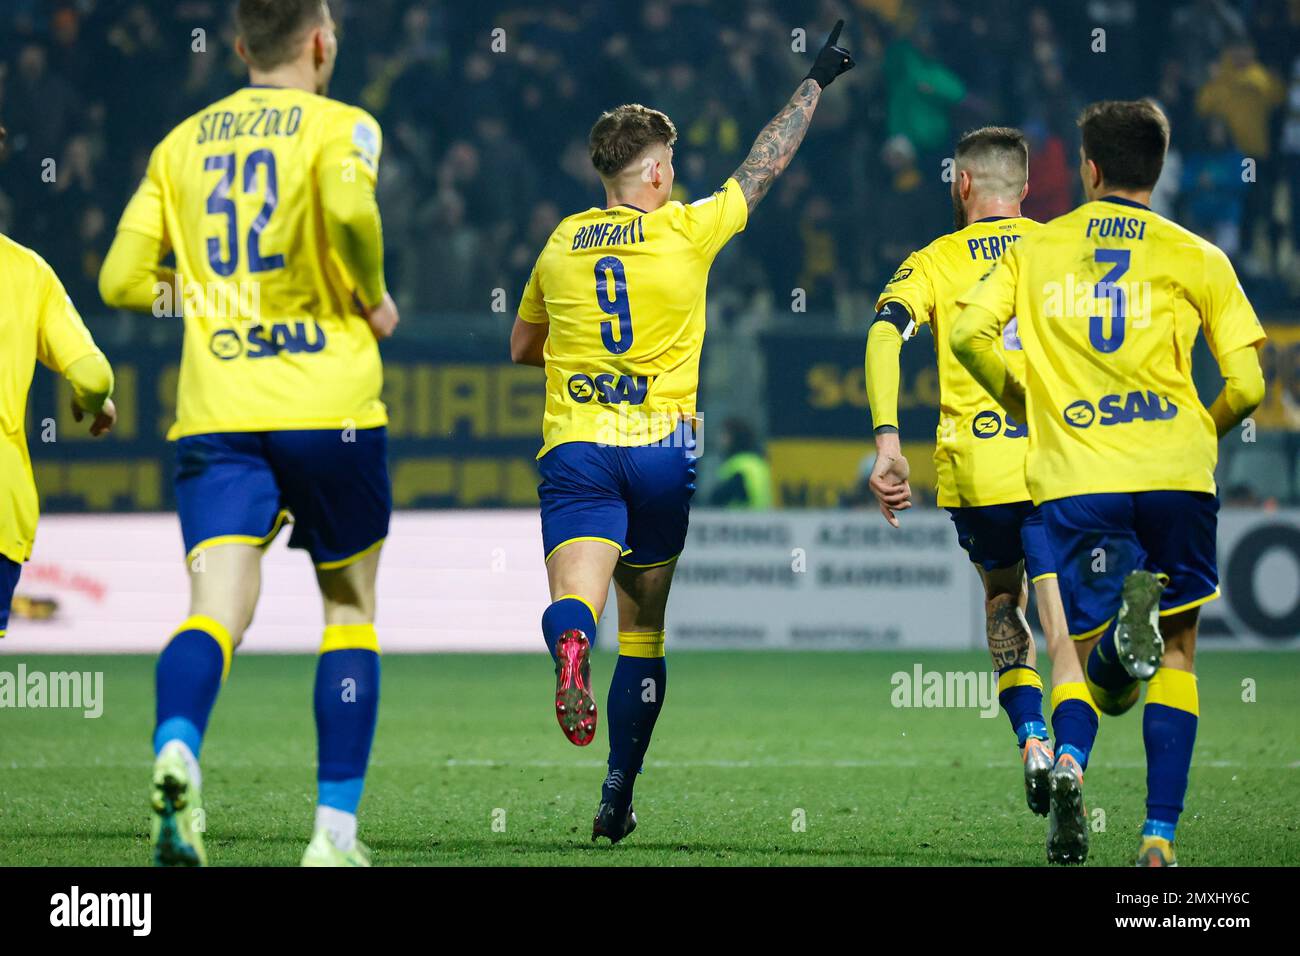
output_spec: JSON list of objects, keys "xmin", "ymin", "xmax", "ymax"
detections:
[{"xmin": 805, "ymin": 19, "xmax": 855, "ymax": 89}]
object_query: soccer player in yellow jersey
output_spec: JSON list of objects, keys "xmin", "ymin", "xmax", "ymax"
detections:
[
  {"xmin": 1, "ymin": 129, "xmax": 117, "ymax": 637},
  {"xmin": 866, "ymin": 127, "xmax": 1092, "ymax": 823},
  {"xmin": 510, "ymin": 23, "xmax": 854, "ymax": 843},
  {"xmin": 99, "ymin": 0, "xmax": 396, "ymax": 867},
  {"xmin": 952, "ymin": 100, "xmax": 1266, "ymax": 866}
]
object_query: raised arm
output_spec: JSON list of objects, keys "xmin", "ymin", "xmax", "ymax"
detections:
[{"xmin": 730, "ymin": 20, "xmax": 854, "ymax": 213}]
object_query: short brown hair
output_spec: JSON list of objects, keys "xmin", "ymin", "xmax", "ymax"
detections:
[
  {"xmin": 588, "ymin": 104, "xmax": 677, "ymax": 179},
  {"xmin": 954, "ymin": 126, "xmax": 1029, "ymax": 197},
  {"xmin": 236, "ymin": 0, "xmax": 329, "ymax": 70},
  {"xmin": 1077, "ymin": 99, "xmax": 1170, "ymax": 191}
]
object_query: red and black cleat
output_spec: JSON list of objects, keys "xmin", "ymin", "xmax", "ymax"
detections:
[{"xmin": 554, "ymin": 629, "xmax": 597, "ymax": 746}]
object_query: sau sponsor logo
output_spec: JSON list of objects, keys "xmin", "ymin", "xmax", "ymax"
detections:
[
  {"xmin": 566, "ymin": 373, "xmax": 650, "ymax": 406},
  {"xmin": 209, "ymin": 328, "xmax": 243, "ymax": 360},
  {"xmin": 972, "ymin": 410, "xmax": 1001, "ymax": 438},
  {"xmin": 210, "ymin": 322, "xmax": 328, "ymax": 360},
  {"xmin": 1063, "ymin": 400, "xmax": 1096, "ymax": 428},
  {"xmin": 971, "ymin": 409, "xmax": 1028, "ymax": 439},
  {"xmin": 1064, "ymin": 391, "xmax": 1177, "ymax": 429}
]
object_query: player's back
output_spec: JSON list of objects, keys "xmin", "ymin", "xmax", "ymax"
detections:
[
  {"xmin": 0, "ymin": 234, "xmax": 102, "ymax": 561},
  {"xmin": 123, "ymin": 86, "xmax": 386, "ymax": 438},
  {"xmin": 519, "ymin": 179, "xmax": 748, "ymax": 456},
  {"xmin": 1008, "ymin": 198, "xmax": 1264, "ymax": 501},
  {"xmin": 877, "ymin": 217, "xmax": 1038, "ymax": 506}
]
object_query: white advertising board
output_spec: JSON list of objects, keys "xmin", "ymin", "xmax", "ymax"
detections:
[{"xmin": 3, "ymin": 508, "xmax": 1296, "ymax": 653}]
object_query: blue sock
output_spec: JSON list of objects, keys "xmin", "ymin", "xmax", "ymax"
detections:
[
  {"xmin": 541, "ymin": 595, "xmax": 597, "ymax": 662},
  {"xmin": 1050, "ymin": 682, "xmax": 1100, "ymax": 771},
  {"xmin": 314, "ymin": 625, "xmax": 381, "ymax": 815},
  {"xmin": 154, "ymin": 617, "xmax": 231, "ymax": 757},
  {"xmin": 603, "ymin": 632, "xmax": 667, "ymax": 808},
  {"xmin": 996, "ymin": 664, "xmax": 1047, "ymax": 746},
  {"xmin": 1143, "ymin": 667, "xmax": 1199, "ymax": 842}
]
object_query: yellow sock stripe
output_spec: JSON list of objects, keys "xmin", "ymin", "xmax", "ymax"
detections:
[
  {"xmin": 1051, "ymin": 680, "xmax": 1101, "ymax": 719},
  {"xmin": 1146, "ymin": 667, "xmax": 1198, "ymax": 716},
  {"xmin": 557, "ymin": 593, "xmax": 598, "ymax": 625},
  {"xmin": 321, "ymin": 623, "xmax": 381, "ymax": 655},
  {"xmin": 174, "ymin": 614, "xmax": 234, "ymax": 683},
  {"xmin": 997, "ymin": 665, "xmax": 1043, "ymax": 695},
  {"xmin": 618, "ymin": 630, "xmax": 666, "ymax": 659}
]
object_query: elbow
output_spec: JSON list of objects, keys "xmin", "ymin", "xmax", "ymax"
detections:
[
  {"xmin": 1235, "ymin": 372, "xmax": 1266, "ymax": 417},
  {"xmin": 948, "ymin": 312, "xmax": 977, "ymax": 366},
  {"xmin": 508, "ymin": 332, "xmax": 530, "ymax": 366},
  {"xmin": 98, "ymin": 267, "xmax": 128, "ymax": 310}
]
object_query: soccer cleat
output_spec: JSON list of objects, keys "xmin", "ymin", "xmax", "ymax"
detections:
[
  {"xmin": 1135, "ymin": 835, "xmax": 1178, "ymax": 867},
  {"xmin": 301, "ymin": 827, "xmax": 372, "ymax": 867},
  {"xmin": 554, "ymin": 629, "xmax": 597, "ymax": 746},
  {"xmin": 592, "ymin": 800, "xmax": 637, "ymax": 845},
  {"xmin": 1046, "ymin": 753, "xmax": 1088, "ymax": 865},
  {"xmin": 1113, "ymin": 570, "xmax": 1169, "ymax": 681},
  {"xmin": 1022, "ymin": 737, "xmax": 1053, "ymax": 817},
  {"xmin": 150, "ymin": 744, "xmax": 207, "ymax": 867}
]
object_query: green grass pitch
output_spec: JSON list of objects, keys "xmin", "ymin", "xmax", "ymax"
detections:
[{"xmin": 1, "ymin": 651, "xmax": 1296, "ymax": 866}]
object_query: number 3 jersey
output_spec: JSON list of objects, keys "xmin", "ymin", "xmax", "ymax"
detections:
[
  {"xmin": 956, "ymin": 197, "xmax": 1265, "ymax": 504},
  {"xmin": 876, "ymin": 217, "xmax": 1040, "ymax": 508},
  {"xmin": 115, "ymin": 86, "xmax": 387, "ymax": 439},
  {"xmin": 518, "ymin": 177, "xmax": 748, "ymax": 457}
]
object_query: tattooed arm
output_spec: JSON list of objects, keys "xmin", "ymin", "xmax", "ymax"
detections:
[
  {"xmin": 730, "ymin": 79, "xmax": 822, "ymax": 213},
  {"xmin": 730, "ymin": 21, "xmax": 854, "ymax": 213}
]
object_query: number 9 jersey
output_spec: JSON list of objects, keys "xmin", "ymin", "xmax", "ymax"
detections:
[
  {"xmin": 518, "ymin": 178, "xmax": 748, "ymax": 457},
  {"xmin": 114, "ymin": 85, "xmax": 387, "ymax": 439}
]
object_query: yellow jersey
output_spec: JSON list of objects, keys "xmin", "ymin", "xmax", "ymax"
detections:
[
  {"xmin": 519, "ymin": 177, "xmax": 749, "ymax": 457},
  {"xmin": 877, "ymin": 217, "xmax": 1039, "ymax": 507},
  {"xmin": 115, "ymin": 85, "xmax": 387, "ymax": 439},
  {"xmin": 0, "ymin": 235, "xmax": 105, "ymax": 563},
  {"xmin": 956, "ymin": 197, "xmax": 1266, "ymax": 503}
]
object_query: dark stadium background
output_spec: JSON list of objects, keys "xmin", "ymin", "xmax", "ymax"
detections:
[{"xmin": 1, "ymin": 0, "xmax": 1298, "ymax": 510}]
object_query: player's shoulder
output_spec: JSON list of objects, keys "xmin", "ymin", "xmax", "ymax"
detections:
[
  {"xmin": 532, "ymin": 206, "xmax": 606, "ymax": 265},
  {"xmin": 307, "ymin": 92, "xmax": 381, "ymax": 132},
  {"xmin": 0, "ymin": 233, "xmax": 63, "ymax": 310},
  {"xmin": 0, "ymin": 232, "xmax": 56, "ymax": 284},
  {"xmin": 1144, "ymin": 209, "xmax": 1229, "ymax": 264}
]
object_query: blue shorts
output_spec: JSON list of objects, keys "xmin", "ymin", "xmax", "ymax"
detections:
[
  {"xmin": 0, "ymin": 555, "xmax": 21, "ymax": 636},
  {"xmin": 175, "ymin": 428, "xmax": 391, "ymax": 568},
  {"xmin": 1039, "ymin": 491, "xmax": 1220, "ymax": 640},
  {"xmin": 537, "ymin": 425, "xmax": 697, "ymax": 567},
  {"xmin": 946, "ymin": 501, "xmax": 1055, "ymax": 583}
]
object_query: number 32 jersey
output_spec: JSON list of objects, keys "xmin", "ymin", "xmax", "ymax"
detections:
[
  {"xmin": 116, "ymin": 86, "xmax": 386, "ymax": 439},
  {"xmin": 519, "ymin": 178, "xmax": 748, "ymax": 457},
  {"xmin": 957, "ymin": 197, "xmax": 1265, "ymax": 503}
]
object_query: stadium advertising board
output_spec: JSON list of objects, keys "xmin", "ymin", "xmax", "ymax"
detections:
[
  {"xmin": 26, "ymin": 337, "xmax": 547, "ymax": 512},
  {"xmin": 5, "ymin": 509, "xmax": 1295, "ymax": 653}
]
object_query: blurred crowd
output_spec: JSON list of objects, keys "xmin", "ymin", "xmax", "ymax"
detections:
[{"xmin": 1, "ymin": 0, "xmax": 1299, "ymax": 319}]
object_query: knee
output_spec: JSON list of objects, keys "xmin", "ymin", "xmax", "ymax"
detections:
[
  {"xmin": 187, "ymin": 601, "xmax": 253, "ymax": 648},
  {"xmin": 1086, "ymin": 674, "xmax": 1140, "ymax": 716}
]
